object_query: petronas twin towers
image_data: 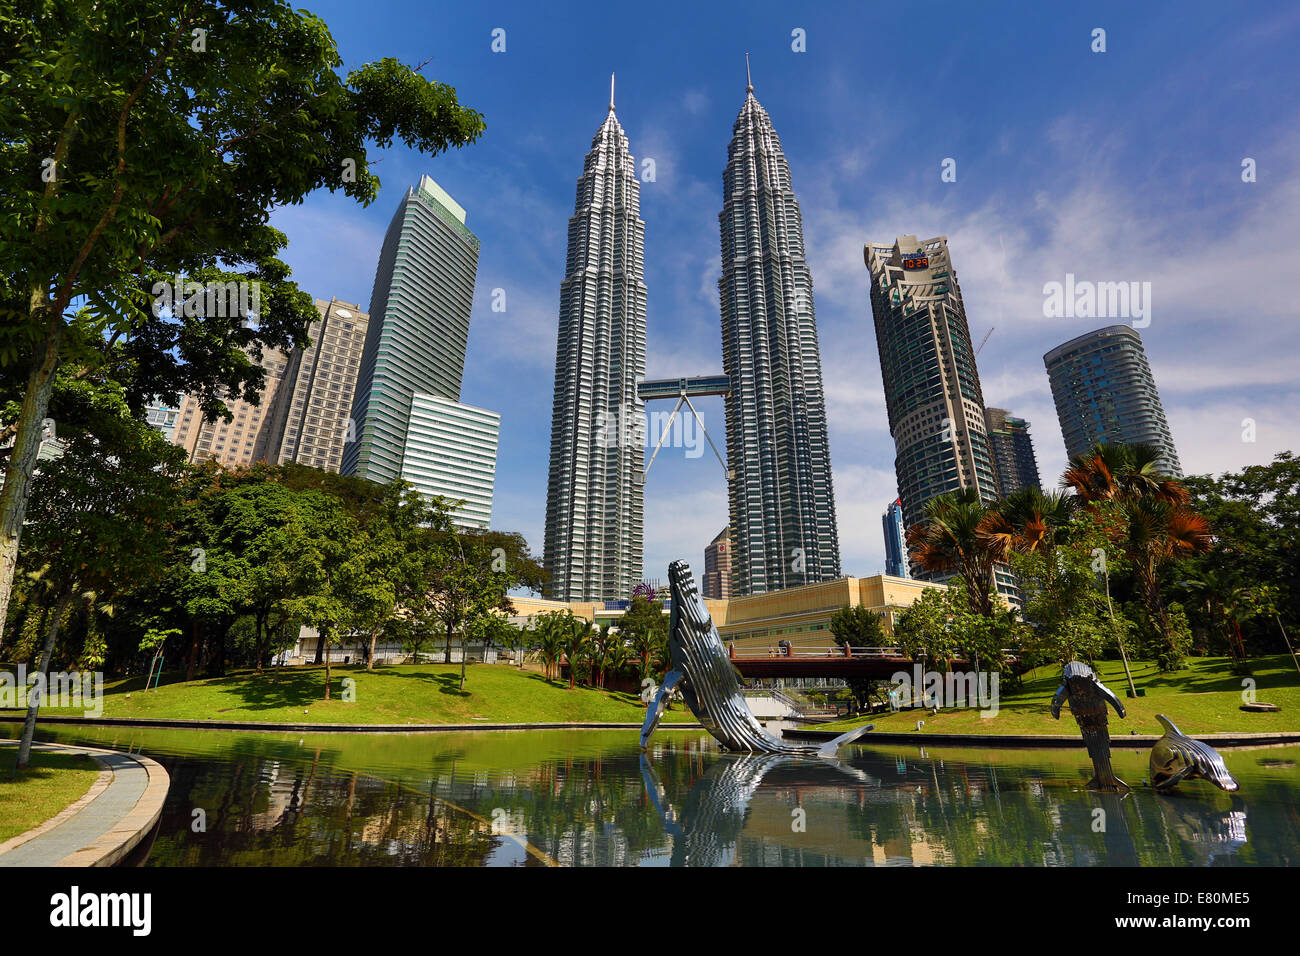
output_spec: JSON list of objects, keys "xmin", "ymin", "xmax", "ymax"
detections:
[
  {"xmin": 544, "ymin": 69, "xmax": 839, "ymax": 601},
  {"xmin": 543, "ymin": 81, "xmax": 648, "ymax": 602}
]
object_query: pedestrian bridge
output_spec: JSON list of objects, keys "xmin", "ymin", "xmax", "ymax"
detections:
[{"xmin": 728, "ymin": 643, "xmax": 1019, "ymax": 679}]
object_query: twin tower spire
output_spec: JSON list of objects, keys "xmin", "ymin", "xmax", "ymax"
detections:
[{"xmin": 543, "ymin": 62, "xmax": 841, "ymax": 602}]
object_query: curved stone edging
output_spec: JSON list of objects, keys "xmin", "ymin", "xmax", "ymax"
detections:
[
  {"xmin": 781, "ymin": 727, "xmax": 1300, "ymax": 749},
  {"xmin": 0, "ymin": 713, "xmax": 701, "ymax": 733},
  {"xmin": 0, "ymin": 742, "xmax": 170, "ymax": 867}
]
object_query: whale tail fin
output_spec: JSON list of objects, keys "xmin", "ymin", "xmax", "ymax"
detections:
[{"xmin": 818, "ymin": 722, "xmax": 874, "ymax": 758}]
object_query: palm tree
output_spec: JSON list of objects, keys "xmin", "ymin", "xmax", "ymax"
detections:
[
  {"xmin": 534, "ymin": 612, "xmax": 565, "ymax": 682},
  {"xmin": 1062, "ymin": 441, "xmax": 1210, "ymax": 671},
  {"xmin": 905, "ymin": 488, "xmax": 1008, "ymax": 616},
  {"xmin": 986, "ymin": 487, "xmax": 1078, "ymax": 557},
  {"xmin": 561, "ymin": 616, "xmax": 593, "ymax": 689},
  {"xmin": 1062, "ymin": 442, "xmax": 1189, "ymax": 506},
  {"xmin": 605, "ymin": 635, "xmax": 631, "ymax": 689},
  {"xmin": 1123, "ymin": 497, "xmax": 1213, "ymax": 669},
  {"xmin": 589, "ymin": 623, "xmax": 614, "ymax": 688}
]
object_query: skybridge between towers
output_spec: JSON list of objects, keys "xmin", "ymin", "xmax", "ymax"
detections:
[{"xmin": 636, "ymin": 375, "xmax": 731, "ymax": 479}]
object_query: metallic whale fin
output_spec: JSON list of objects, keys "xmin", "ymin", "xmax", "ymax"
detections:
[
  {"xmin": 1050, "ymin": 684, "xmax": 1066, "ymax": 719},
  {"xmin": 640, "ymin": 668, "xmax": 685, "ymax": 750},
  {"xmin": 818, "ymin": 722, "xmax": 874, "ymax": 758}
]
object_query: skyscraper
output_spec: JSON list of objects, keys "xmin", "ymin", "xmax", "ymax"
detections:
[
  {"xmin": 703, "ymin": 526, "xmax": 732, "ymax": 600},
  {"xmin": 719, "ymin": 66, "xmax": 840, "ymax": 596},
  {"xmin": 865, "ymin": 235, "xmax": 1000, "ymax": 526},
  {"xmin": 342, "ymin": 175, "xmax": 480, "ymax": 483},
  {"xmin": 171, "ymin": 345, "xmax": 291, "ymax": 467},
  {"xmin": 882, "ymin": 499, "xmax": 909, "ymax": 579},
  {"xmin": 265, "ymin": 298, "xmax": 370, "ymax": 473},
  {"xmin": 1043, "ymin": 325, "xmax": 1182, "ymax": 477},
  {"xmin": 543, "ymin": 79, "xmax": 647, "ymax": 602},
  {"xmin": 984, "ymin": 407, "xmax": 1042, "ymax": 497},
  {"xmin": 401, "ymin": 395, "xmax": 500, "ymax": 529},
  {"xmin": 865, "ymin": 236, "xmax": 1016, "ymax": 601}
]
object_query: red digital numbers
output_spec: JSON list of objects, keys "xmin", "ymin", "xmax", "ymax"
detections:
[{"xmin": 903, "ymin": 255, "xmax": 929, "ymax": 270}]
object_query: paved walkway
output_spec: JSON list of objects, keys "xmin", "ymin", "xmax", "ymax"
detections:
[
  {"xmin": 0, "ymin": 741, "xmax": 169, "ymax": 866},
  {"xmin": 0, "ymin": 714, "xmax": 702, "ymax": 733}
]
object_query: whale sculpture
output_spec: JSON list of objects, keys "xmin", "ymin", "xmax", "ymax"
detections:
[
  {"xmin": 1051, "ymin": 660, "xmax": 1129, "ymax": 792},
  {"xmin": 640, "ymin": 560, "xmax": 874, "ymax": 755},
  {"xmin": 1149, "ymin": 714, "xmax": 1240, "ymax": 792}
]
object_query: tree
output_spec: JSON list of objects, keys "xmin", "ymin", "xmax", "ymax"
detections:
[
  {"xmin": 905, "ymin": 488, "xmax": 1007, "ymax": 616},
  {"xmin": 1063, "ymin": 442, "xmax": 1212, "ymax": 671},
  {"xmin": 12, "ymin": 381, "xmax": 184, "ymax": 768},
  {"xmin": 561, "ymin": 615, "xmax": 593, "ymax": 690},
  {"xmin": 1120, "ymin": 497, "xmax": 1212, "ymax": 670},
  {"xmin": 533, "ymin": 612, "xmax": 566, "ymax": 682},
  {"xmin": 620, "ymin": 596, "xmax": 667, "ymax": 680},
  {"xmin": 1180, "ymin": 454, "xmax": 1299, "ymax": 657},
  {"xmin": 1062, "ymin": 442, "xmax": 1189, "ymax": 507},
  {"xmin": 829, "ymin": 605, "xmax": 886, "ymax": 710},
  {"xmin": 0, "ymin": 0, "xmax": 485, "ymax": 632},
  {"xmin": 1007, "ymin": 510, "xmax": 1134, "ymax": 668},
  {"xmin": 829, "ymin": 604, "xmax": 887, "ymax": 649}
]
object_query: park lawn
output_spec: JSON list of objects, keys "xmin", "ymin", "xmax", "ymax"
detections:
[
  {"xmin": 814, "ymin": 654, "xmax": 1300, "ymax": 737},
  {"xmin": 22, "ymin": 663, "xmax": 695, "ymax": 726},
  {"xmin": 0, "ymin": 749, "xmax": 102, "ymax": 843}
]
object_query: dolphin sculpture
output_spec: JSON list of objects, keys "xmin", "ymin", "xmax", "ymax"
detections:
[
  {"xmin": 1149, "ymin": 714, "xmax": 1240, "ymax": 792},
  {"xmin": 1051, "ymin": 660, "xmax": 1129, "ymax": 792},
  {"xmin": 640, "ymin": 560, "xmax": 874, "ymax": 756}
]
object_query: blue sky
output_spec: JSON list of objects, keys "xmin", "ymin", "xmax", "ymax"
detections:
[{"xmin": 271, "ymin": 0, "xmax": 1300, "ymax": 584}]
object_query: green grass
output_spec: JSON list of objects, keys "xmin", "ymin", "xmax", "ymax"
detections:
[
  {"xmin": 0, "ymin": 749, "xmax": 101, "ymax": 843},
  {"xmin": 7, "ymin": 663, "xmax": 695, "ymax": 726},
  {"xmin": 814, "ymin": 654, "xmax": 1300, "ymax": 737}
]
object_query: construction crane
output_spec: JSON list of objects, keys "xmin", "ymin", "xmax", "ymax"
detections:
[{"xmin": 975, "ymin": 326, "xmax": 995, "ymax": 355}]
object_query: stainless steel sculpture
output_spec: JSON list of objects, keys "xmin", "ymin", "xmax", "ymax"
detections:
[
  {"xmin": 1149, "ymin": 714, "xmax": 1240, "ymax": 792},
  {"xmin": 640, "ymin": 560, "xmax": 874, "ymax": 755},
  {"xmin": 1051, "ymin": 660, "xmax": 1129, "ymax": 792}
]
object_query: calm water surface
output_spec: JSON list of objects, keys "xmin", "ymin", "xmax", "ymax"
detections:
[{"xmin": 8, "ymin": 724, "xmax": 1299, "ymax": 866}]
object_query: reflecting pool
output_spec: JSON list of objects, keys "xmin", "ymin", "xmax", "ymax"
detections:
[{"xmin": 7, "ymin": 724, "xmax": 1299, "ymax": 866}]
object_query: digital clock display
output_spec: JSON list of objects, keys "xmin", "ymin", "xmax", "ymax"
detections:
[{"xmin": 902, "ymin": 255, "xmax": 929, "ymax": 270}]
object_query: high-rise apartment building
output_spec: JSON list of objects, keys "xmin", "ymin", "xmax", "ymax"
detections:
[
  {"xmin": 171, "ymin": 346, "xmax": 291, "ymax": 467},
  {"xmin": 703, "ymin": 525, "xmax": 732, "ymax": 600},
  {"xmin": 865, "ymin": 235, "xmax": 1000, "ymax": 525},
  {"xmin": 984, "ymin": 408, "xmax": 1042, "ymax": 497},
  {"xmin": 144, "ymin": 401, "xmax": 180, "ymax": 442},
  {"xmin": 865, "ymin": 236, "xmax": 1017, "ymax": 601},
  {"xmin": 264, "ymin": 298, "xmax": 370, "ymax": 473},
  {"xmin": 882, "ymin": 499, "xmax": 909, "ymax": 579},
  {"xmin": 400, "ymin": 394, "xmax": 499, "ymax": 529},
  {"xmin": 342, "ymin": 175, "xmax": 480, "ymax": 483},
  {"xmin": 718, "ymin": 70, "xmax": 840, "ymax": 596},
  {"xmin": 543, "ymin": 82, "xmax": 647, "ymax": 602},
  {"xmin": 1043, "ymin": 325, "xmax": 1182, "ymax": 477}
]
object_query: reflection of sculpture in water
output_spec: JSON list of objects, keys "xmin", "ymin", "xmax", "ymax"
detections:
[
  {"xmin": 1149, "ymin": 715, "xmax": 1240, "ymax": 792},
  {"xmin": 640, "ymin": 560, "xmax": 873, "ymax": 755},
  {"xmin": 1156, "ymin": 799, "xmax": 1248, "ymax": 865},
  {"xmin": 1051, "ymin": 661, "xmax": 1129, "ymax": 792},
  {"xmin": 639, "ymin": 752, "xmax": 878, "ymax": 867},
  {"xmin": 640, "ymin": 752, "xmax": 786, "ymax": 866}
]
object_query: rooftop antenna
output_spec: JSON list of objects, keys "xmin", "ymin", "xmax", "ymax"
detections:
[
  {"xmin": 609, "ymin": 72, "xmax": 615, "ymax": 111},
  {"xmin": 745, "ymin": 53, "xmax": 753, "ymax": 92}
]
